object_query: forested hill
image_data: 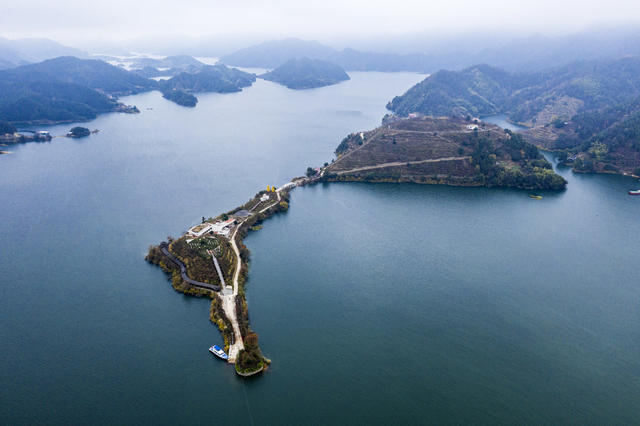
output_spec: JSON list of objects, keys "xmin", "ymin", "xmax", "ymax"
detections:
[
  {"xmin": 387, "ymin": 57, "xmax": 640, "ymax": 121},
  {"xmin": 160, "ymin": 64, "xmax": 256, "ymax": 93},
  {"xmin": 2, "ymin": 56, "xmax": 158, "ymax": 96},
  {"xmin": 0, "ymin": 57, "xmax": 156, "ymax": 124},
  {"xmin": 0, "ymin": 80, "xmax": 118, "ymax": 123},
  {"xmin": 386, "ymin": 57, "xmax": 640, "ymax": 175},
  {"xmin": 259, "ymin": 57, "xmax": 349, "ymax": 89}
]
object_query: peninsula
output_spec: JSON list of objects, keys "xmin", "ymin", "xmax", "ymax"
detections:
[
  {"xmin": 324, "ymin": 116, "xmax": 567, "ymax": 189},
  {"xmin": 146, "ymin": 180, "xmax": 307, "ymax": 376}
]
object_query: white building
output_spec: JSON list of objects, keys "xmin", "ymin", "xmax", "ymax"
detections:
[
  {"xmin": 280, "ymin": 182, "xmax": 296, "ymax": 190},
  {"xmin": 188, "ymin": 223, "xmax": 215, "ymax": 237}
]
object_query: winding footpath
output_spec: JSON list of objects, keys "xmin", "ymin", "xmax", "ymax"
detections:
[{"xmin": 160, "ymin": 245, "xmax": 221, "ymax": 292}]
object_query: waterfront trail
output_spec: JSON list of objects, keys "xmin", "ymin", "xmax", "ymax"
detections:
[
  {"xmin": 225, "ymin": 190, "xmax": 282, "ymax": 362},
  {"xmin": 160, "ymin": 244, "xmax": 221, "ymax": 292},
  {"xmin": 334, "ymin": 156, "xmax": 471, "ymax": 175}
]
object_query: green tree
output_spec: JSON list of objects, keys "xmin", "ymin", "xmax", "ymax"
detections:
[{"xmin": 588, "ymin": 141, "xmax": 608, "ymax": 158}]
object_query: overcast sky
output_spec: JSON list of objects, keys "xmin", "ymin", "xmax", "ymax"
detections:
[{"xmin": 2, "ymin": 0, "xmax": 640, "ymax": 46}]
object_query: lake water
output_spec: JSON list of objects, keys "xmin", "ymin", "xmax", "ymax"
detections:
[
  {"xmin": 2, "ymin": 73, "xmax": 639, "ymax": 424},
  {"xmin": 482, "ymin": 114, "xmax": 528, "ymax": 132}
]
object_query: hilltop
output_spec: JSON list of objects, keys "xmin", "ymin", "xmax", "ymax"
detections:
[
  {"xmin": 386, "ymin": 57, "xmax": 640, "ymax": 175},
  {"xmin": 324, "ymin": 116, "xmax": 566, "ymax": 190},
  {"xmin": 259, "ymin": 57, "xmax": 349, "ymax": 89},
  {"xmin": 7, "ymin": 56, "xmax": 157, "ymax": 95}
]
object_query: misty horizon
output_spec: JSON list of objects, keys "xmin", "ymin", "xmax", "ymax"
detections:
[{"xmin": 2, "ymin": 0, "xmax": 640, "ymax": 55}]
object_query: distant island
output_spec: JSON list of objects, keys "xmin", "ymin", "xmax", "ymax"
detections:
[
  {"xmin": 160, "ymin": 64, "xmax": 256, "ymax": 94},
  {"xmin": 161, "ymin": 89, "xmax": 198, "ymax": 107},
  {"xmin": 324, "ymin": 116, "xmax": 567, "ymax": 190},
  {"xmin": 259, "ymin": 57, "xmax": 349, "ymax": 89},
  {"xmin": 386, "ymin": 57, "xmax": 640, "ymax": 176},
  {"xmin": 67, "ymin": 126, "xmax": 91, "ymax": 138}
]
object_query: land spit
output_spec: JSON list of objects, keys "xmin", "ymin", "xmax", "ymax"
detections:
[{"xmin": 146, "ymin": 177, "xmax": 313, "ymax": 376}]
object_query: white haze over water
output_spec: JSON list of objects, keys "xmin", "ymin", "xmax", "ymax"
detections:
[{"xmin": 1, "ymin": 0, "xmax": 639, "ymax": 47}]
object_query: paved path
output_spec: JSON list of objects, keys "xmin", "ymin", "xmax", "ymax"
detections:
[
  {"xmin": 209, "ymin": 251, "xmax": 226, "ymax": 288},
  {"xmin": 334, "ymin": 156, "xmax": 471, "ymax": 175},
  {"xmin": 225, "ymin": 191, "xmax": 282, "ymax": 362},
  {"xmin": 160, "ymin": 245, "xmax": 221, "ymax": 292}
]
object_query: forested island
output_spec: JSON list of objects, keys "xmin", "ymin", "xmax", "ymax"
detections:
[
  {"xmin": 161, "ymin": 89, "xmax": 198, "ymax": 107},
  {"xmin": 386, "ymin": 57, "xmax": 640, "ymax": 176},
  {"xmin": 259, "ymin": 57, "xmax": 349, "ymax": 89},
  {"xmin": 160, "ymin": 64, "xmax": 256, "ymax": 94}
]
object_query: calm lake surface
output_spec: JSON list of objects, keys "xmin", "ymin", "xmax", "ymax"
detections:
[{"xmin": 2, "ymin": 72, "xmax": 639, "ymax": 424}]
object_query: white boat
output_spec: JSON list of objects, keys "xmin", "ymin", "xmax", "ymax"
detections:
[
  {"xmin": 629, "ymin": 189, "xmax": 640, "ymax": 196},
  {"xmin": 209, "ymin": 345, "xmax": 229, "ymax": 360}
]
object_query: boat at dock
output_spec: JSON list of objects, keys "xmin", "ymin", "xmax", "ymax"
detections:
[
  {"xmin": 629, "ymin": 189, "xmax": 640, "ymax": 195},
  {"xmin": 209, "ymin": 345, "xmax": 229, "ymax": 360}
]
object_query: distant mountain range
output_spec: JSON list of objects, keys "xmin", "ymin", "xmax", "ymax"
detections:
[
  {"xmin": 386, "ymin": 57, "xmax": 640, "ymax": 175},
  {"xmin": 0, "ymin": 37, "xmax": 88, "ymax": 69},
  {"xmin": 220, "ymin": 38, "xmax": 435, "ymax": 72},
  {"xmin": 220, "ymin": 31, "xmax": 640, "ymax": 73},
  {"xmin": 259, "ymin": 57, "xmax": 349, "ymax": 89}
]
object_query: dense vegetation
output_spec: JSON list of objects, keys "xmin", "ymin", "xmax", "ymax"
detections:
[
  {"xmin": 259, "ymin": 57, "xmax": 350, "ymax": 89},
  {"xmin": 0, "ymin": 79, "xmax": 118, "ymax": 123},
  {"xmin": 161, "ymin": 89, "xmax": 198, "ymax": 107},
  {"xmin": 469, "ymin": 131, "xmax": 566, "ymax": 189},
  {"xmin": 160, "ymin": 64, "xmax": 255, "ymax": 93},
  {"xmin": 235, "ymin": 332, "xmax": 264, "ymax": 374},
  {"xmin": 68, "ymin": 126, "xmax": 90, "ymax": 138}
]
